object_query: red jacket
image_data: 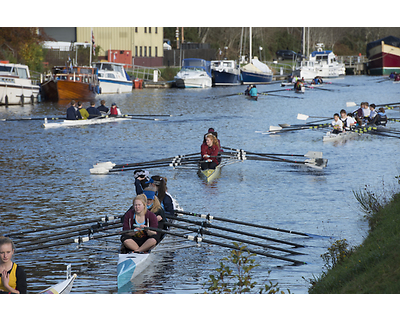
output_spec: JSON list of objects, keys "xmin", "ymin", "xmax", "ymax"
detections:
[
  {"xmin": 122, "ymin": 207, "xmax": 158, "ymax": 231},
  {"xmin": 201, "ymin": 143, "xmax": 220, "ymax": 164}
]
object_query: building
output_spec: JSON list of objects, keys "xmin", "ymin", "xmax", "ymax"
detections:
[{"xmin": 42, "ymin": 27, "xmax": 164, "ymax": 67}]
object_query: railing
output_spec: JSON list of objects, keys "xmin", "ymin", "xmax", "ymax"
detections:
[{"xmin": 128, "ymin": 65, "xmax": 162, "ymax": 81}]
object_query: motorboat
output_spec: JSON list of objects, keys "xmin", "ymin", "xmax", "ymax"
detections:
[
  {"xmin": 174, "ymin": 58, "xmax": 212, "ymax": 88},
  {"xmin": 211, "ymin": 60, "xmax": 241, "ymax": 85},
  {"xmin": 292, "ymin": 44, "xmax": 345, "ymax": 80},
  {"xmin": 0, "ymin": 62, "xmax": 40, "ymax": 105},
  {"xmin": 92, "ymin": 62, "xmax": 132, "ymax": 93}
]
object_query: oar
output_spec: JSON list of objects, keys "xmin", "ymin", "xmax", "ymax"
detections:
[
  {"xmin": 304, "ymin": 85, "xmax": 334, "ymax": 91},
  {"xmin": 5, "ymin": 215, "xmax": 121, "ymax": 237},
  {"xmin": 164, "ymin": 222, "xmax": 303, "ymax": 255},
  {"xmin": 262, "ymin": 123, "xmax": 330, "ymax": 134},
  {"xmin": 260, "ymin": 92, "xmax": 303, "ymax": 99},
  {"xmin": 1, "ymin": 116, "xmax": 67, "ymax": 121},
  {"xmin": 297, "ymin": 113, "xmax": 332, "ymax": 122},
  {"xmin": 260, "ymin": 88, "xmax": 294, "ymax": 94},
  {"xmin": 167, "ymin": 214, "xmax": 305, "ymax": 248},
  {"xmin": 125, "ymin": 114, "xmax": 181, "ymax": 117},
  {"xmin": 174, "ymin": 210, "xmax": 322, "ymax": 237}
]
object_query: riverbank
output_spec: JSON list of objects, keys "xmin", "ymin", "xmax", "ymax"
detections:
[{"xmin": 308, "ymin": 191, "xmax": 400, "ymax": 293}]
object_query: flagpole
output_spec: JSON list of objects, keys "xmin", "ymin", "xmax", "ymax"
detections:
[{"xmin": 90, "ymin": 28, "xmax": 93, "ymax": 66}]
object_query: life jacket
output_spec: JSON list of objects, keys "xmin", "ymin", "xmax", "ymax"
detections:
[
  {"xmin": 110, "ymin": 106, "xmax": 118, "ymax": 116},
  {"xmin": 376, "ymin": 113, "xmax": 387, "ymax": 126},
  {"xmin": 0, "ymin": 263, "xmax": 17, "ymax": 292}
]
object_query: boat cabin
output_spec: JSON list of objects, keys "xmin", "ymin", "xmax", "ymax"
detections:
[
  {"xmin": 93, "ymin": 62, "xmax": 130, "ymax": 81},
  {"xmin": 0, "ymin": 63, "xmax": 32, "ymax": 80},
  {"xmin": 51, "ymin": 66, "xmax": 98, "ymax": 83},
  {"xmin": 181, "ymin": 58, "xmax": 212, "ymax": 77}
]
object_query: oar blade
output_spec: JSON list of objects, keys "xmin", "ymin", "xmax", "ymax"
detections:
[
  {"xmin": 346, "ymin": 102, "xmax": 357, "ymax": 108},
  {"xmin": 305, "ymin": 158, "xmax": 328, "ymax": 169},
  {"xmin": 297, "ymin": 113, "xmax": 309, "ymax": 121},
  {"xmin": 304, "ymin": 151, "xmax": 323, "ymax": 159},
  {"xmin": 269, "ymin": 125, "xmax": 282, "ymax": 132},
  {"xmin": 89, "ymin": 167, "xmax": 110, "ymax": 175}
]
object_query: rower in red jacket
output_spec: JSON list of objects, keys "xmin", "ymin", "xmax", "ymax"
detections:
[{"xmin": 201, "ymin": 133, "xmax": 220, "ymax": 170}]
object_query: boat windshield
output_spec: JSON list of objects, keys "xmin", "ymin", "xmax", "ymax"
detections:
[
  {"xmin": 0, "ymin": 66, "xmax": 13, "ymax": 73},
  {"xmin": 16, "ymin": 67, "xmax": 28, "ymax": 79}
]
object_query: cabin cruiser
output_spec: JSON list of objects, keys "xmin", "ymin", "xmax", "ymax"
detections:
[
  {"xmin": 174, "ymin": 58, "xmax": 212, "ymax": 88},
  {"xmin": 93, "ymin": 62, "xmax": 132, "ymax": 94},
  {"xmin": 0, "ymin": 62, "xmax": 40, "ymax": 105},
  {"xmin": 292, "ymin": 44, "xmax": 345, "ymax": 80},
  {"xmin": 211, "ymin": 60, "xmax": 241, "ymax": 85}
]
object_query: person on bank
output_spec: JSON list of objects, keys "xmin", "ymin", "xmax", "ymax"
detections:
[
  {"xmin": 97, "ymin": 100, "xmax": 109, "ymax": 115},
  {"xmin": 86, "ymin": 101, "xmax": 102, "ymax": 119},
  {"xmin": 120, "ymin": 194, "xmax": 159, "ymax": 253},
  {"xmin": 77, "ymin": 101, "xmax": 89, "ymax": 120},
  {"xmin": 0, "ymin": 237, "xmax": 27, "ymax": 294},
  {"xmin": 66, "ymin": 100, "xmax": 82, "ymax": 120},
  {"xmin": 201, "ymin": 133, "xmax": 220, "ymax": 170}
]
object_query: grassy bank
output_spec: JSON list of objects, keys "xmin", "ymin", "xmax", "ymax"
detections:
[{"xmin": 308, "ymin": 192, "xmax": 400, "ymax": 293}]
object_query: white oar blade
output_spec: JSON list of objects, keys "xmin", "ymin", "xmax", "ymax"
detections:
[
  {"xmin": 279, "ymin": 123, "xmax": 291, "ymax": 128},
  {"xmin": 93, "ymin": 161, "xmax": 115, "ymax": 168},
  {"xmin": 305, "ymin": 158, "xmax": 328, "ymax": 169},
  {"xmin": 304, "ymin": 151, "xmax": 323, "ymax": 159},
  {"xmin": 297, "ymin": 113, "xmax": 309, "ymax": 121},
  {"xmin": 269, "ymin": 125, "xmax": 282, "ymax": 132},
  {"xmin": 346, "ymin": 102, "xmax": 357, "ymax": 108},
  {"xmin": 90, "ymin": 167, "xmax": 111, "ymax": 175}
]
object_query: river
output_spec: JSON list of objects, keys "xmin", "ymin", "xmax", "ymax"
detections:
[{"xmin": 1, "ymin": 75, "xmax": 399, "ymax": 294}]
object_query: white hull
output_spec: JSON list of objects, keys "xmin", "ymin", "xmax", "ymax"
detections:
[
  {"xmin": 117, "ymin": 252, "xmax": 153, "ymax": 288},
  {"xmin": 323, "ymin": 130, "xmax": 359, "ymax": 142},
  {"xmin": 98, "ymin": 79, "xmax": 132, "ymax": 94},
  {"xmin": 293, "ymin": 67, "xmax": 345, "ymax": 80},
  {"xmin": 39, "ymin": 274, "xmax": 77, "ymax": 294},
  {"xmin": 43, "ymin": 116, "xmax": 131, "ymax": 128},
  {"xmin": 175, "ymin": 77, "xmax": 212, "ymax": 88}
]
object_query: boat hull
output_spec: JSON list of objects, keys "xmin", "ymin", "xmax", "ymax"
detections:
[
  {"xmin": 198, "ymin": 164, "xmax": 222, "ymax": 183},
  {"xmin": 98, "ymin": 79, "xmax": 133, "ymax": 94},
  {"xmin": 40, "ymin": 79, "xmax": 97, "ymax": 102},
  {"xmin": 175, "ymin": 77, "xmax": 212, "ymax": 88},
  {"xmin": 117, "ymin": 252, "xmax": 153, "ymax": 288},
  {"xmin": 43, "ymin": 116, "xmax": 131, "ymax": 128},
  {"xmin": 212, "ymin": 70, "xmax": 241, "ymax": 86},
  {"xmin": 39, "ymin": 274, "xmax": 77, "ymax": 294},
  {"xmin": 323, "ymin": 131, "xmax": 359, "ymax": 142},
  {"xmin": 241, "ymin": 71, "xmax": 272, "ymax": 84},
  {"xmin": 0, "ymin": 82, "xmax": 40, "ymax": 105},
  {"xmin": 367, "ymin": 42, "xmax": 400, "ymax": 75}
]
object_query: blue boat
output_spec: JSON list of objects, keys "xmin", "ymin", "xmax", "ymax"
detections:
[
  {"xmin": 211, "ymin": 60, "xmax": 241, "ymax": 85},
  {"xmin": 241, "ymin": 57, "xmax": 273, "ymax": 84}
]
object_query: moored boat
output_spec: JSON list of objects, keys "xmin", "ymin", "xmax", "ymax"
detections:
[
  {"xmin": 40, "ymin": 65, "xmax": 100, "ymax": 102},
  {"xmin": 42, "ymin": 115, "xmax": 132, "ymax": 128},
  {"xmin": 211, "ymin": 60, "xmax": 241, "ymax": 86},
  {"xmin": 174, "ymin": 58, "xmax": 212, "ymax": 88},
  {"xmin": 292, "ymin": 44, "xmax": 345, "ymax": 80},
  {"xmin": 0, "ymin": 62, "xmax": 40, "ymax": 105},
  {"xmin": 93, "ymin": 62, "xmax": 133, "ymax": 93},
  {"xmin": 367, "ymin": 36, "xmax": 400, "ymax": 75},
  {"xmin": 241, "ymin": 57, "xmax": 273, "ymax": 84}
]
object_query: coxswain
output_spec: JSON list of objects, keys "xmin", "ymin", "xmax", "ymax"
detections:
[
  {"xmin": 0, "ymin": 237, "xmax": 27, "ymax": 294},
  {"xmin": 245, "ymin": 85, "xmax": 252, "ymax": 95},
  {"xmin": 66, "ymin": 100, "xmax": 82, "ymax": 120},
  {"xmin": 87, "ymin": 101, "xmax": 102, "ymax": 119},
  {"xmin": 77, "ymin": 101, "xmax": 89, "ymax": 120},
  {"xmin": 97, "ymin": 100, "xmax": 109, "ymax": 115},
  {"xmin": 201, "ymin": 133, "xmax": 220, "ymax": 170},
  {"xmin": 109, "ymin": 103, "xmax": 121, "ymax": 117},
  {"xmin": 370, "ymin": 107, "xmax": 387, "ymax": 126},
  {"xmin": 331, "ymin": 113, "xmax": 344, "ymax": 134}
]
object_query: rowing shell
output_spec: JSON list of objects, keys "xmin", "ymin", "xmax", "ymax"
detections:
[
  {"xmin": 39, "ymin": 264, "xmax": 77, "ymax": 294},
  {"xmin": 198, "ymin": 164, "xmax": 222, "ymax": 183},
  {"xmin": 323, "ymin": 130, "xmax": 359, "ymax": 142},
  {"xmin": 42, "ymin": 116, "xmax": 131, "ymax": 128}
]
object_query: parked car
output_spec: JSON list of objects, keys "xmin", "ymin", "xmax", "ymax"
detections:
[{"xmin": 276, "ymin": 50, "xmax": 304, "ymax": 60}]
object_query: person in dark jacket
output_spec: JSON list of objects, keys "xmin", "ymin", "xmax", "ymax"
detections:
[
  {"xmin": 86, "ymin": 101, "xmax": 102, "ymax": 119},
  {"xmin": 66, "ymin": 100, "xmax": 82, "ymax": 120},
  {"xmin": 97, "ymin": 100, "xmax": 109, "ymax": 114}
]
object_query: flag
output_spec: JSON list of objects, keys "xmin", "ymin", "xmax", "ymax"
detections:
[{"xmin": 91, "ymin": 29, "xmax": 96, "ymax": 56}]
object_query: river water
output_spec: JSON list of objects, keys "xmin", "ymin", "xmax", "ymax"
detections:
[{"xmin": 1, "ymin": 75, "xmax": 399, "ymax": 294}]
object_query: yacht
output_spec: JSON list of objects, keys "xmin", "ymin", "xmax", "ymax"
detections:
[
  {"xmin": 293, "ymin": 44, "xmax": 345, "ymax": 80},
  {"xmin": 211, "ymin": 60, "xmax": 241, "ymax": 85},
  {"xmin": 92, "ymin": 62, "xmax": 133, "ymax": 94},
  {"xmin": 0, "ymin": 62, "xmax": 40, "ymax": 105},
  {"xmin": 174, "ymin": 59, "xmax": 212, "ymax": 88}
]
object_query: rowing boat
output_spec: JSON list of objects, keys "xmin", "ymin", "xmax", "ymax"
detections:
[
  {"xmin": 323, "ymin": 130, "xmax": 359, "ymax": 142},
  {"xmin": 197, "ymin": 164, "xmax": 222, "ymax": 183},
  {"xmin": 39, "ymin": 264, "xmax": 77, "ymax": 294},
  {"xmin": 43, "ymin": 116, "xmax": 131, "ymax": 128}
]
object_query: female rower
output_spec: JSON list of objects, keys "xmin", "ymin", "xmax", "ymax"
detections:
[
  {"xmin": 151, "ymin": 175, "xmax": 175, "ymax": 216},
  {"xmin": 201, "ymin": 133, "xmax": 220, "ymax": 170},
  {"xmin": 144, "ymin": 189, "xmax": 167, "ymax": 235},
  {"xmin": 121, "ymin": 194, "xmax": 159, "ymax": 253},
  {"xmin": 0, "ymin": 237, "xmax": 27, "ymax": 294}
]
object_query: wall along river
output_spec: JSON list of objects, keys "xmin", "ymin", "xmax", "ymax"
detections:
[{"xmin": 1, "ymin": 75, "xmax": 399, "ymax": 294}]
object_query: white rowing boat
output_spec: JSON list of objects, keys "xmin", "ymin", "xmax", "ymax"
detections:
[
  {"xmin": 323, "ymin": 130, "xmax": 359, "ymax": 142},
  {"xmin": 39, "ymin": 264, "xmax": 77, "ymax": 294},
  {"xmin": 42, "ymin": 116, "xmax": 132, "ymax": 128}
]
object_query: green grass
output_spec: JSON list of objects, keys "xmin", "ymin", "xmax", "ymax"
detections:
[{"xmin": 308, "ymin": 193, "xmax": 400, "ymax": 293}]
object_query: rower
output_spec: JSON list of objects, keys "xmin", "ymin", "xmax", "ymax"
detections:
[
  {"xmin": 331, "ymin": 113, "xmax": 344, "ymax": 134},
  {"xmin": 66, "ymin": 100, "xmax": 82, "ymax": 120},
  {"xmin": 77, "ymin": 101, "xmax": 89, "ymax": 120},
  {"xmin": 249, "ymin": 85, "xmax": 258, "ymax": 97},
  {"xmin": 143, "ymin": 189, "xmax": 167, "ymax": 236},
  {"xmin": 86, "ymin": 101, "xmax": 102, "ymax": 119},
  {"xmin": 201, "ymin": 133, "xmax": 220, "ymax": 170},
  {"xmin": 0, "ymin": 237, "xmax": 27, "ymax": 294},
  {"xmin": 109, "ymin": 103, "xmax": 121, "ymax": 117},
  {"xmin": 368, "ymin": 104, "xmax": 377, "ymax": 124},
  {"xmin": 370, "ymin": 107, "xmax": 387, "ymax": 126},
  {"xmin": 97, "ymin": 100, "xmax": 109, "ymax": 115},
  {"xmin": 340, "ymin": 109, "xmax": 356, "ymax": 131}
]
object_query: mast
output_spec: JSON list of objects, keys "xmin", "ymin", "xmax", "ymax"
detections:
[{"xmin": 249, "ymin": 27, "xmax": 252, "ymax": 62}]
